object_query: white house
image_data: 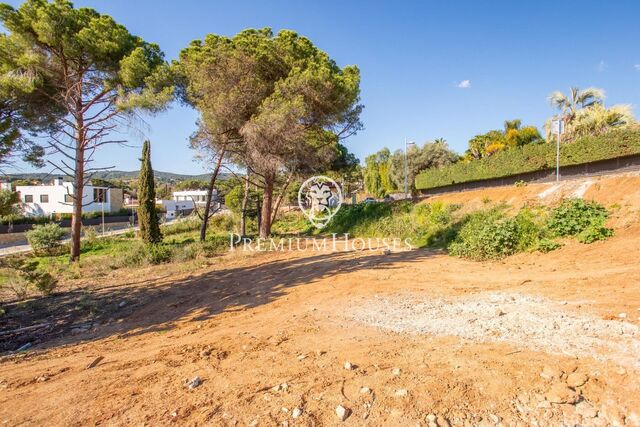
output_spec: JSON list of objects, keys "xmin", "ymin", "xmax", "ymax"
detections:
[
  {"xmin": 172, "ymin": 189, "xmax": 215, "ymax": 205},
  {"xmin": 161, "ymin": 189, "xmax": 221, "ymax": 220},
  {"xmin": 16, "ymin": 177, "xmax": 123, "ymax": 217}
]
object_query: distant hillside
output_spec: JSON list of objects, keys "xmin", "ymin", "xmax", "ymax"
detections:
[{"xmin": 6, "ymin": 170, "xmax": 232, "ymax": 183}]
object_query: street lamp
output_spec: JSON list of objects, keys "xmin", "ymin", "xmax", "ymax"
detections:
[{"xmin": 404, "ymin": 138, "xmax": 416, "ymax": 199}]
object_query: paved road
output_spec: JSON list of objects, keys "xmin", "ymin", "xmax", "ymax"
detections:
[{"xmin": 0, "ymin": 225, "xmax": 139, "ymax": 257}]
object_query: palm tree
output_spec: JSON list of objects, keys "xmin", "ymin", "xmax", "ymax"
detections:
[
  {"xmin": 433, "ymin": 137, "xmax": 447, "ymax": 145},
  {"xmin": 547, "ymin": 87, "xmax": 605, "ymax": 121}
]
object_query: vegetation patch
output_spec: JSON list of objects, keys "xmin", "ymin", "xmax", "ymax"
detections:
[{"xmin": 415, "ymin": 129, "xmax": 640, "ymax": 190}]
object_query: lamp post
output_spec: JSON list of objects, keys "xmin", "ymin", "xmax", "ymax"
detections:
[
  {"xmin": 551, "ymin": 117, "xmax": 565, "ymax": 182},
  {"xmin": 404, "ymin": 138, "xmax": 416, "ymax": 199}
]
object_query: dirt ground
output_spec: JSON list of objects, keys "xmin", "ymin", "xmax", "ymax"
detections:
[{"xmin": 1, "ymin": 174, "xmax": 640, "ymax": 426}]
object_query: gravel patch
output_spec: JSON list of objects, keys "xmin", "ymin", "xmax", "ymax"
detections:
[{"xmin": 350, "ymin": 292, "xmax": 640, "ymax": 368}]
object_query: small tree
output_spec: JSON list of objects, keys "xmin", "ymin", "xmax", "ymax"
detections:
[
  {"xmin": 26, "ymin": 223, "xmax": 65, "ymax": 255},
  {"xmin": 137, "ymin": 140, "xmax": 162, "ymax": 244},
  {"xmin": 0, "ymin": 189, "xmax": 19, "ymax": 217}
]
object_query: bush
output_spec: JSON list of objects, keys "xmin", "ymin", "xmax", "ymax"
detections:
[
  {"xmin": 145, "ymin": 243, "xmax": 173, "ymax": 265},
  {"xmin": 26, "ymin": 223, "xmax": 66, "ymax": 255},
  {"xmin": 548, "ymin": 199, "xmax": 611, "ymax": 237},
  {"xmin": 0, "ymin": 258, "xmax": 57, "ymax": 299},
  {"xmin": 578, "ymin": 225, "xmax": 614, "ymax": 244},
  {"xmin": 172, "ymin": 235, "xmax": 229, "ymax": 262},
  {"xmin": 448, "ymin": 209, "xmax": 521, "ymax": 260},
  {"xmin": 416, "ymin": 129, "xmax": 640, "ymax": 190}
]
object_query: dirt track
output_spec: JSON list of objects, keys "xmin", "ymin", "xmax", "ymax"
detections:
[{"xmin": 1, "ymin": 174, "xmax": 640, "ymax": 426}]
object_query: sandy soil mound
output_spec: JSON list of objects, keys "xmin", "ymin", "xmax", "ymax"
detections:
[{"xmin": 351, "ymin": 292, "xmax": 640, "ymax": 368}]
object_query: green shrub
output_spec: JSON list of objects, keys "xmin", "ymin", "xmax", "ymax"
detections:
[
  {"xmin": 448, "ymin": 209, "xmax": 521, "ymax": 260},
  {"xmin": 26, "ymin": 223, "xmax": 66, "ymax": 255},
  {"xmin": 447, "ymin": 206, "xmax": 559, "ymax": 260},
  {"xmin": 145, "ymin": 243, "xmax": 173, "ymax": 265},
  {"xmin": 578, "ymin": 225, "xmax": 614, "ymax": 244},
  {"xmin": 416, "ymin": 129, "xmax": 640, "ymax": 190},
  {"xmin": 0, "ymin": 258, "xmax": 57, "ymax": 298},
  {"xmin": 172, "ymin": 235, "xmax": 229, "ymax": 261},
  {"xmin": 536, "ymin": 238, "xmax": 562, "ymax": 253},
  {"xmin": 548, "ymin": 199, "xmax": 611, "ymax": 237}
]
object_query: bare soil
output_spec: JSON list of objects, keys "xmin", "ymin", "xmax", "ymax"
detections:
[{"xmin": 1, "ymin": 173, "xmax": 640, "ymax": 426}]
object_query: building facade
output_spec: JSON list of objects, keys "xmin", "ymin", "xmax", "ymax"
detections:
[{"xmin": 16, "ymin": 178, "xmax": 123, "ymax": 217}]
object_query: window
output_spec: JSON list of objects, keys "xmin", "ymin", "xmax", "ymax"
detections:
[
  {"xmin": 64, "ymin": 194, "xmax": 73, "ymax": 203},
  {"xmin": 93, "ymin": 188, "xmax": 107, "ymax": 203},
  {"xmin": 24, "ymin": 195, "xmax": 33, "ymax": 203},
  {"xmin": 40, "ymin": 194, "xmax": 49, "ymax": 203}
]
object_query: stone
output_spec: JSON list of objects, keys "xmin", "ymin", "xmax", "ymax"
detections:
[
  {"xmin": 118, "ymin": 301, "xmax": 126, "ymax": 308},
  {"xmin": 292, "ymin": 407, "xmax": 302, "ymax": 418},
  {"xmin": 186, "ymin": 376, "xmax": 202, "ymax": 390},
  {"xmin": 392, "ymin": 367, "xmax": 402, "ymax": 376},
  {"xmin": 545, "ymin": 383, "xmax": 579, "ymax": 404},
  {"xmin": 272, "ymin": 383, "xmax": 288, "ymax": 392},
  {"xmin": 297, "ymin": 354, "xmax": 307, "ymax": 361},
  {"xmin": 540, "ymin": 365, "xmax": 563, "ymax": 380},
  {"xmin": 566, "ymin": 372, "xmax": 588, "ymax": 387},
  {"xmin": 360, "ymin": 386, "xmax": 371, "ymax": 394},
  {"xmin": 344, "ymin": 361, "xmax": 355, "ymax": 370},
  {"xmin": 495, "ymin": 308, "xmax": 506, "ymax": 316},
  {"xmin": 395, "ymin": 388, "xmax": 408, "ymax": 397},
  {"xmin": 437, "ymin": 415, "xmax": 451, "ymax": 427},
  {"xmin": 426, "ymin": 414, "xmax": 437, "ymax": 422},
  {"xmin": 618, "ymin": 312, "xmax": 627, "ymax": 318},
  {"xmin": 575, "ymin": 401, "xmax": 598, "ymax": 418},
  {"xmin": 315, "ymin": 350, "xmax": 326, "ymax": 356},
  {"xmin": 86, "ymin": 356, "xmax": 104, "ymax": 369},
  {"xmin": 488, "ymin": 413, "xmax": 501, "ymax": 423},
  {"xmin": 336, "ymin": 405, "xmax": 351, "ymax": 421}
]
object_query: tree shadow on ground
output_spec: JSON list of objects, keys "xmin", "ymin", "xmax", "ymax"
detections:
[{"xmin": 0, "ymin": 248, "xmax": 437, "ymax": 353}]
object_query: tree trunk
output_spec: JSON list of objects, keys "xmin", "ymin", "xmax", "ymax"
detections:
[
  {"xmin": 259, "ymin": 175, "xmax": 274, "ymax": 238},
  {"xmin": 198, "ymin": 149, "xmax": 225, "ymax": 242},
  {"xmin": 239, "ymin": 172, "xmax": 250, "ymax": 236},
  {"xmin": 70, "ymin": 143, "xmax": 84, "ymax": 262},
  {"xmin": 270, "ymin": 171, "xmax": 294, "ymax": 225}
]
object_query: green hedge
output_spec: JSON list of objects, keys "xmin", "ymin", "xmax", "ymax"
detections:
[{"xmin": 415, "ymin": 129, "xmax": 640, "ymax": 190}]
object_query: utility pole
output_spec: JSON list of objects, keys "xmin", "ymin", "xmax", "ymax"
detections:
[
  {"xmin": 552, "ymin": 117, "xmax": 564, "ymax": 182},
  {"xmin": 404, "ymin": 139, "xmax": 416, "ymax": 199}
]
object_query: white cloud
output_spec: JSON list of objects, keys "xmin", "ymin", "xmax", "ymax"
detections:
[
  {"xmin": 634, "ymin": 64, "xmax": 640, "ymax": 71},
  {"xmin": 457, "ymin": 79, "xmax": 471, "ymax": 89},
  {"xmin": 596, "ymin": 60, "xmax": 607, "ymax": 72}
]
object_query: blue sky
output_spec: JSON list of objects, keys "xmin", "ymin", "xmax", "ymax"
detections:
[{"xmin": 4, "ymin": 0, "xmax": 640, "ymax": 174}]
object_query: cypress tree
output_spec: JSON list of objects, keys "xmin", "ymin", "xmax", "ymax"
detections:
[{"xmin": 138, "ymin": 140, "xmax": 162, "ymax": 244}]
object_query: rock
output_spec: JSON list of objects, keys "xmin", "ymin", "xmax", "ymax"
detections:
[
  {"xmin": 392, "ymin": 367, "xmax": 401, "ymax": 376},
  {"xmin": 281, "ymin": 407, "xmax": 289, "ymax": 413},
  {"xmin": 335, "ymin": 405, "xmax": 351, "ymax": 421},
  {"xmin": 344, "ymin": 361, "xmax": 355, "ymax": 370},
  {"xmin": 200, "ymin": 349, "xmax": 212, "ymax": 357},
  {"xmin": 566, "ymin": 372, "xmax": 588, "ymax": 387},
  {"xmin": 426, "ymin": 414, "xmax": 437, "ymax": 422},
  {"xmin": 291, "ymin": 407, "xmax": 302, "ymax": 418},
  {"xmin": 272, "ymin": 383, "xmax": 288, "ymax": 392},
  {"xmin": 395, "ymin": 388, "xmax": 408, "ymax": 397},
  {"xmin": 360, "ymin": 386, "xmax": 371, "ymax": 394},
  {"xmin": 315, "ymin": 350, "xmax": 326, "ymax": 356},
  {"xmin": 118, "ymin": 301, "xmax": 126, "ymax": 308},
  {"xmin": 437, "ymin": 415, "xmax": 451, "ymax": 427},
  {"xmin": 540, "ymin": 365, "xmax": 563, "ymax": 380},
  {"xmin": 618, "ymin": 312, "xmax": 627, "ymax": 318},
  {"xmin": 488, "ymin": 414, "xmax": 501, "ymax": 423},
  {"xmin": 545, "ymin": 383, "xmax": 579, "ymax": 404},
  {"xmin": 575, "ymin": 401, "xmax": 598, "ymax": 418},
  {"xmin": 86, "ymin": 356, "xmax": 104, "ymax": 369},
  {"xmin": 186, "ymin": 376, "xmax": 202, "ymax": 390},
  {"xmin": 495, "ymin": 308, "xmax": 506, "ymax": 316},
  {"xmin": 36, "ymin": 375, "xmax": 49, "ymax": 382},
  {"xmin": 16, "ymin": 342, "xmax": 32, "ymax": 352},
  {"xmin": 297, "ymin": 354, "xmax": 307, "ymax": 361}
]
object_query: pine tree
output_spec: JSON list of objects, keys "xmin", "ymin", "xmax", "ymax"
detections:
[{"xmin": 138, "ymin": 140, "xmax": 162, "ymax": 244}]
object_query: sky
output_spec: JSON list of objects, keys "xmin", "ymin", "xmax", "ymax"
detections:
[{"xmin": 3, "ymin": 0, "xmax": 640, "ymax": 175}]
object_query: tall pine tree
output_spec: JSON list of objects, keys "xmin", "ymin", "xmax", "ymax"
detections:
[{"xmin": 138, "ymin": 141, "xmax": 162, "ymax": 244}]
